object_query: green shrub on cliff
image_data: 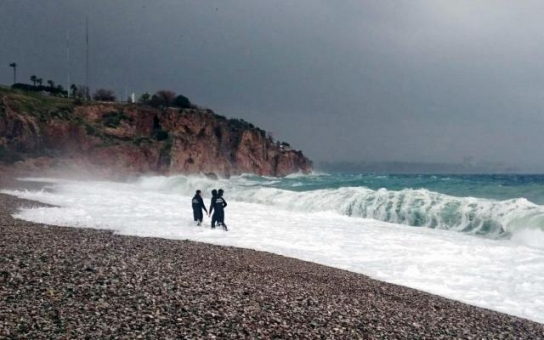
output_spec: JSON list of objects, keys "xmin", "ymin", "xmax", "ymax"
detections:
[
  {"xmin": 150, "ymin": 90, "xmax": 176, "ymax": 108},
  {"xmin": 228, "ymin": 118, "xmax": 256, "ymax": 130},
  {"xmin": 11, "ymin": 83, "xmax": 68, "ymax": 97},
  {"xmin": 84, "ymin": 123, "xmax": 100, "ymax": 136},
  {"xmin": 93, "ymin": 89, "xmax": 117, "ymax": 102},
  {"xmin": 173, "ymin": 94, "xmax": 192, "ymax": 109},
  {"xmin": 102, "ymin": 111, "xmax": 132, "ymax": 128},
  {"xmin": 4, "ymin": 90, "xmax": 73, "ymax": 118},
  {"xmin": 138, "ymin": 92, "xmax": 151, "ymax": 104},
  {"xmin": 144, "ymin": 90, "xmax": 193, "ymax": 109}
]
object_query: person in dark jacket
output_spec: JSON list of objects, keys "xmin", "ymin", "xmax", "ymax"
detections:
[
  {"xmin": 191, "ymin": 190, "xmax": 207, "ymax": 226},
  {"xmin": 208, "ymin": 189, "xmax": 218, "ymax": 229},
  {"xmin": 214, "ymin": 188, "xmax": 228, "ymax": 231}
]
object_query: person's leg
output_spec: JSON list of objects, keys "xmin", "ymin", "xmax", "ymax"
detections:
[
  {"xmin": 211, "ymin": 213, "xmax": 216, "ymax": 228},
  {"xmin": 196, "ymin": 210, "xmax": 203, "ymax": 226},
  {"xmin": 193, "ymin": 208, "xmax": 198, "ymax": 222},
  {"xmin": 218, "ymin": 210, "xmax": 225, "ymax": 227},
  {"xmin": 220, "ymin": 211, "xmax": 227, "ymax": 230}
]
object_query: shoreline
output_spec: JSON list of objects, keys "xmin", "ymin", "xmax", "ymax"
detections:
[{"xmin": 1, "ymin": 193, "xmax": 544, "ymax": 338}]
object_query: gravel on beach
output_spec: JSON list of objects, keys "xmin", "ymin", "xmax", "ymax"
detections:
[{"xmin": 1, "ymin": 193, "xmax": 543, "ymax": 339}]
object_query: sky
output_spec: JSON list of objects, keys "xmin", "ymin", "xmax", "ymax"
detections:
[{"xmin": 1, "ymin": 0, "xmax": 544, "ymax": 170}]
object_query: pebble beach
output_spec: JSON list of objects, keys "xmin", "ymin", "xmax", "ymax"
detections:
[{"xmin": 1, "ymin": 192, "xmax": 544, "ymax": 339}]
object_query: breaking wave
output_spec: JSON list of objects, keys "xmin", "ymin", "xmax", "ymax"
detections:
[{"xmin": 130, "ymin": 175, "xmax": 544, "ymax": 239}]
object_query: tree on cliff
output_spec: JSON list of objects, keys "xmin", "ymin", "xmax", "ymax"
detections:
[
  {"xmin": 138, "ymin": 92, "xmax": 151, "ymax": 104},
  {"xmin": 9, "ymin": 62, "xmax": 17, "ymax": 83},
  {"xmin": 150, "ymin": 90, "xmax": 176, "ymax": 108},
  {"xmin": 74, "ymin": 85, "xmax": 90, "ymax": 100},
  {"xmin": 30, "ymin": 75, "xmax": 37, "ymax": 86},
  {"xmin": 36, "ymin": 78, "xmax": 43, "ymax": 86},
  {"xmin": 47, "ymin": 80, "xmax": 55, "ymax": 89},
  {"xmin": 173, "ymin": 94, "xmax": 192, "ymax": 109},
  {"xmin": 93, "ymin": 89, "xmax": 116, "ymax": 102},
  {"xmin": 56, "ymin": 85, "xmax": 65, "ymax": 94},
  {"xmin": 70, "ymin": 84, "xmax": 78, "ymax": 98}
]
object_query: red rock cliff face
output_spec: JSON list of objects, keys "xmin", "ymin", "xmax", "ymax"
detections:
[{"xmin": 0, "ymin": 90, "xmax": 312, "ymax": 177}]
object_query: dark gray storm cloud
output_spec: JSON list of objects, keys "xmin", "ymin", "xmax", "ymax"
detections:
[{"xmin": 2, "ymin": 0, "xmax": 544, "ymax": 170}]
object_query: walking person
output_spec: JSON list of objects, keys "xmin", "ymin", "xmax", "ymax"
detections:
[
  {"xmin": 214, "ymin": 188, "xmax": 228, "ymax": 231},
  {"xmin": 191, "ymin": 190, "xmax": 207, "ymax": 226},
  {"xmin": 208, "ymin": 189, "xmax": 218, "ymax": 229}
]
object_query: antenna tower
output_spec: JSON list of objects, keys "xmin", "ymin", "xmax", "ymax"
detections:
[{"xmin": 85, "ymin": 17, "xmax": 89, "ymax": 99}]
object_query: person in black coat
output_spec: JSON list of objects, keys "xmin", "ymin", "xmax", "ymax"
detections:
[
  {"xmin": 214, "ymin": 188, "xmax": 228, "ymax": 231},
  {"xmin": 208, "ymin": 189, "xmax": 218, "ymax": 228},
  {"xmin": 191, "ymin": 190, "xmax": 207, "ymax": 226}
]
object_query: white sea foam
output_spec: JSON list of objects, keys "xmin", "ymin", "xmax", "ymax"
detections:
[
  {"xmin": 2, "ymin": 176, "xmax": 544, "ymax": 324},
  {"xmin": 511, "ymin": 228, "xmax": 544, "ymax": 249}
]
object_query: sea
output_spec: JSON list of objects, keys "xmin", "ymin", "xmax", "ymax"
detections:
[{"xmin": 2, "ymin": 173, "xmax": 544, "ymax": 324}]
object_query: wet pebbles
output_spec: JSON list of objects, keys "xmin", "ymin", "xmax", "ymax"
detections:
[{"xmin": 1, "ymin": 193, "xmax": 543, "ymax": 339}]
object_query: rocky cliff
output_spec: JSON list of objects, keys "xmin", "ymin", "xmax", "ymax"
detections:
[{"xmin": 0, "ymin": 87, "xmax": 312, "ymax": 178}]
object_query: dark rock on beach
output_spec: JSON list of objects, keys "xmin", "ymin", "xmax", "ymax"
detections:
[{"xmin": 1, "ymin": 193, "xmax": 543, "ymax": 339}]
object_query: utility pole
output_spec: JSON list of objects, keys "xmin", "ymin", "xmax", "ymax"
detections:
[
  {"xmin": 9, "ymin": 62, "xmax": 17, "ymax": 84},
  {"xmin": 66, "ymin": 29, "xmax": 71, "ymax": 97},
  {"xmin": 85, "ymin": 16, "xmax": 89, "ymax": 100}
]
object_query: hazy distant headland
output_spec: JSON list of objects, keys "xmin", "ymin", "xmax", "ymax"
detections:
[
  {"xmin": 317, "ymin": 160, "xmax": 523, "ymax": 175},
  {"xmin": 0, "ymin": 84, "xmax": 312, "ymax": 178}
]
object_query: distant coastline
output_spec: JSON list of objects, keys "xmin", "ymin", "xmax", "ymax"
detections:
[{"xmin": 316, "ymin": 160, "xmax": 531, "ymax": 174}]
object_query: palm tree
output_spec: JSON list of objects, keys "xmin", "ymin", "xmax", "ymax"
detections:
[
  {"xmin": 30, "ymin": 75, "xmax": 37, "ymax": 86},
  {"xmin": 47, "ymin": 80, "xmax": 54, "ymax": 89},
  {"xmin": 9, "ymin": 62, "xmax": 17, "ymax": 83},
  {"xmin": 37, "ymin": 78, "xmax": 43, "ymax": 86}
]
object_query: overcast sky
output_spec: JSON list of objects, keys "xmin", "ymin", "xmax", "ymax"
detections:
[{"xmin": 2, "ymin": 1, "xmax": 544, "ymax": 169}]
